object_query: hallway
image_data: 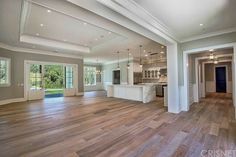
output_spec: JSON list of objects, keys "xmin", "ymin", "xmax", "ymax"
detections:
[{"xmin": 0, "ymin": 92, "xmax": 235, "ymax": 157}]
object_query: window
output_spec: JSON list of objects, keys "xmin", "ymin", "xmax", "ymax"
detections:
[
  {"xmin": 84, "ymin": 66, "xmax": 96, "ymax": 86},
  {"xmin": 0, "ymin": 57, "xmax": 10, "ymax": 86},
  {"xmin": 65, "ymin": 66, "xmax": 74, "ymax": 88},
  {"xmin": 30, "ymin": 64, "xmax": 43, "ymax": 90}
]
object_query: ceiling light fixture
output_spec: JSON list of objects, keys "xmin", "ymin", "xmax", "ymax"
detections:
[
  {"xmin": 160, "ymin": 51, "xmax": 164, "ymax": 54},
  {"xmin": 145, "ymin": 54, "xmax": 148, "ymax": 57},
  {"xmin": 108, "ymin": 32, "xmax": 111, "ymax": 34},
  {"xmin": 139, "ymin": 45, "xmax": 143, "ymax": 68},
  {"xmin": 36, "ymin": 33, "xmax": 39, "ymax": 36},
  {"xmin": 95, "ymin": 38, "xmax": 98, "ymax": 41},
  {"xmin": 47, "ymin": 10, "xmax": 51, "ymax": 13},
  {"xmin": 209, "ymin": 49, "xmax": 214, "ymax": 52},
  {"xmin": 200, "ymin": 23, "xmax": 204, "ymax": 26},
  {"xmin": 40, "ymin": 24, "xmax": 44, "ymax": 27},
  {"xmin": 209, "ymin": 52, "xmax": 215, "ymax": 60},
  {"xmin": 83, "ymin": 22, "xmax": 87, "ymax": 25}
]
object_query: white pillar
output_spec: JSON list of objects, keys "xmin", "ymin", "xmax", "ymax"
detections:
[
  {"xmin": 182, "ymin": 52, "xmax": 189, "ymax": 111},
  {"xmin": 167, "ymin": 44, "xmax": 180, "ymax": 113},
  {"xmin": 233, "ymin": 45, "xmax": 236, "ymax": 110}
]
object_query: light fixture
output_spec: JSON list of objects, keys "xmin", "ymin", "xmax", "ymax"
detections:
[
  {"xmin": 209, "ymin": 49, "xmax": 214, "ymax": 52},
  {"xmin": 40, "ymin": 24, "xmax": 44, "ymax": 27},
  {"xmin": 160, "ymin": 51, "xmax": 164, "ymax": 54},
  {"xmin": 209, "ymin": 52, "xmax": 215, "ymax": 60},
  {"xmin": 214, "ymin": 59, "xmax": 218, "ymax": 64},
  {"xmin": 36, "ymin": 33, "xmax": 39, "ymax": 36},
  {"xmin": 47, "ymin": 10, "xmax": 51, "ymax": 13},
  {"xmin": 200, "ymin": 23, "xmax": 204, "ymax": 26},
  {"xmin": 117, "ymin": 51, "xmax": 120, "ymax": 70},
  {"xmin": 83, "ymin": 22, "xmax": 87, "ymax": 25},
  {"xmin": 96, "ymin": 59, "xmax": 102, "ymax": 74},
  {"xmin": 127, "ymin": 49, "xmax": 130, "ymax": 69},
  {"xmin": 145, "ymin": 54, "xmax": 148, "ymax": 57},
  {"xmin": 63, "ymin": 39, "xmax": 67, "ymax": 42},
  {"xmin": 139, "ymin": 45, "xmax": 143, "ymax": 68},
  {"xmin": 95, "ymin": 38, "xmax": 98, "ymax": 41},
  {"xmin": 108, "ymin": 31, "xmax": 111, "ymax": 34}
]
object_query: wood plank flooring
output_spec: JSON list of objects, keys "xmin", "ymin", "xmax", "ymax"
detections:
[{"xmin": 0, "ymin": 91, "xmax": 235, "ymax": 157}]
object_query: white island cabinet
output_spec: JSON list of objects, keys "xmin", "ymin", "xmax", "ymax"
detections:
[{"xmin": 107, "ymin": 85, "xmax": 156, "ymax": 103}]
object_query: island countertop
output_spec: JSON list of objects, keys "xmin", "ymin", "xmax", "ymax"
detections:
[{"xmin": 107, "ymin": 84, "xmax": 156, "ymax": 103}]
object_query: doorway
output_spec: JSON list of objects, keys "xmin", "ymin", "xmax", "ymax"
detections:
[
  {"xmin": 25, "ymin": 61, "xmax": 78, "ymax": 101},
  {"xmin": 215, "ymin": 67, "xmax": 227, "ymax": 93},
  {"xmin": 44, "ymin": 65, "xmax": 64, "ymax": 98},
  {"xmin": 113, "ymin": 70, "xmax": 120, "ymax": 84}
]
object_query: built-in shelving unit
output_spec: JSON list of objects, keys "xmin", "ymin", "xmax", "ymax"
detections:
[{"xmin": 142, "ymin": 67, "xmax": 167, "ymax": 80}]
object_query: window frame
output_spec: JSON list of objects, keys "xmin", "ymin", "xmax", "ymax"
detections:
[
  {"xmin": 0, "ymin": 57, "xmax": 11, "ymax": 87},
  {"xmin": 84, "ymin": 66, "xmax": 97, "ymax": 86},
  {"xmin": 65, "ymin": 66, "xmax": 74, "ymax": 89}
]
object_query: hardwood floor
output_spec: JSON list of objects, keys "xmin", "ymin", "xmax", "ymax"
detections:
[{"xmin": 0, "ymin": 91, "xmax": 235, "ymax": 157}]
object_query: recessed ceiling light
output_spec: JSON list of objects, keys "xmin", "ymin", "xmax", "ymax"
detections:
[
  {"xmin": 161, "ymin": 46, "xmax": 164, "ymax": 49},
  {"xmin": 145, "ymin": 54, "xmax": 148, "ymax": 57},
  {"xmin": 40, "ymin": 24, "xmax": 44, "ymax": 27},
  {"xmin": 95, "ymin": 38, "xmax": 98, "ymax": 41},
  {"xmin": 47, "ymin": 10, "xmax": 51, "ymax": 13},
  {"xmin": 209, "ymin": 49, "xmax": 214, "ymax": 52},
  {"xmin": 36, "ymin": 33, "xmax": 39, "ymax": 36},
  {"xmin": 83, "ymin": 22, "xmax": 87, "ymax": 25},
  {"xmin": 200, "ymin": 23, "xmax": 204, "ymax": 26},
  {"xmin": 108, "ymin": 31, "xmax": 112, "ymax": 34},
  {"xmin": 160, "ymin": 51, "xmax": 164, "ymax": 54}
]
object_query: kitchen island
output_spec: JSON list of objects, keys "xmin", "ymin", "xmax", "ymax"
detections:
[{"xmin": 107, "ymin": 84, "xmax": 156, "ymax": 103}]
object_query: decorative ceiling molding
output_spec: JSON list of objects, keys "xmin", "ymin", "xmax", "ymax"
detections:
[
  {"xmin": 97, "ymin": 0, "xmax": 236, "ymax": 44},
  {"xmin": 0, "ymin": 42, "xmax": 83, "ymax": 59},
  {"xmin": 96, "ymin": 0, "xmax": 177, "ymax": 44},
  {"xmin": 20, "ymin": 35, "xmax": 90, "ymax": 53},
  {"xmin": 180, "ymin": 27, "xmax": 236, "ymax": 43}
]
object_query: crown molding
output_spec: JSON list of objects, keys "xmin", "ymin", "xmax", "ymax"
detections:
[
  {"xmin": 96, "ymin": 0, "xmax": 177, "ymax": 44},
  {"xmin": 20, "ymin": 35, "xmax": 90, "ymax": 53},
  {"xmin": 0, "ymin": 42, "xmax": 83, "ymax": 59},
  {"xmin": 97, "ymin": 0, "xmax": 236, "ymax": 44},
  {"xmin": 180, "ymin": 27, "xmax": 236, "ymax": 43}
]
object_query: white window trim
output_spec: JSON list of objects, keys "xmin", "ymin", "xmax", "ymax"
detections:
[
  {"xmin": 84, "ymin": 66, "xmax": 97, "ymax": 86},
  {"xmin": 0, "ymin": 57, "xmax": 11, "ymax": 87}
]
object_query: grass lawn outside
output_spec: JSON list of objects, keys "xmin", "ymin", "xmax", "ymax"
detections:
[{"xmin": 45, "ymin": 89, "xmax": 63, "ymax": 95}]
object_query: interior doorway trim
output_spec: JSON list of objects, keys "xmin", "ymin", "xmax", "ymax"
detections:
[
  {"xmin": 202, "ymin": 60, "xmax": 232, "ymax": 97},
  {"xmin": 183, "ymin": 42, "xmax": 236, "ymax": 111},
  {"xmin": 24, "ymin": 60, "xmax": 78, "ymax": 100},
  {"xmin": 194, "ymin": 55, "xmax": 232, "ymax": 102}
]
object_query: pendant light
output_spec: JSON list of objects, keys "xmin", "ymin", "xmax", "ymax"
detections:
[
  {"xmin": 209, "ymin": 52, "xmax": 215, "ymax": 60},
  {"xmin": 127, "ymin": 49, "xmax": 130, "ymax": 69},
  {"xmin": 96, "ymin": 59, "xmax": 101, "ymax": 74},
  {"xmin": 117, "ymin": 51, "xmax": 120, "ymax": 70},
  {"xmin": 213, "ymin": 56, "xmax": 219, "ymax": 64},
  {"xmin": 139, "ymin": 45, "xmax": 143, "ymax": 68}
]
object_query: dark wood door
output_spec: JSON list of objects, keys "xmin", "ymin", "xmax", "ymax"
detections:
[{"xmin": 215, "ymin": 67, "xmax": 226, "ymax": 93}]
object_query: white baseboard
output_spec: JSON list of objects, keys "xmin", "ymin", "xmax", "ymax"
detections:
[
  {"xmin": 76, "ymin": 92, "xmax": 84, "ymax": 96},
  {"xmin": 0, "ymin": 98, "xmax": 26, "ymax": 106}
]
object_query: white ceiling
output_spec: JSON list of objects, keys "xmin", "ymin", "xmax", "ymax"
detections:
[
  {"xmin": 133, "ymin": 0, "xmax": 236, "ymax": 41},
  {"xmin": 0, "ymin": 0, "xmax": 166, "ymax": 64}
]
